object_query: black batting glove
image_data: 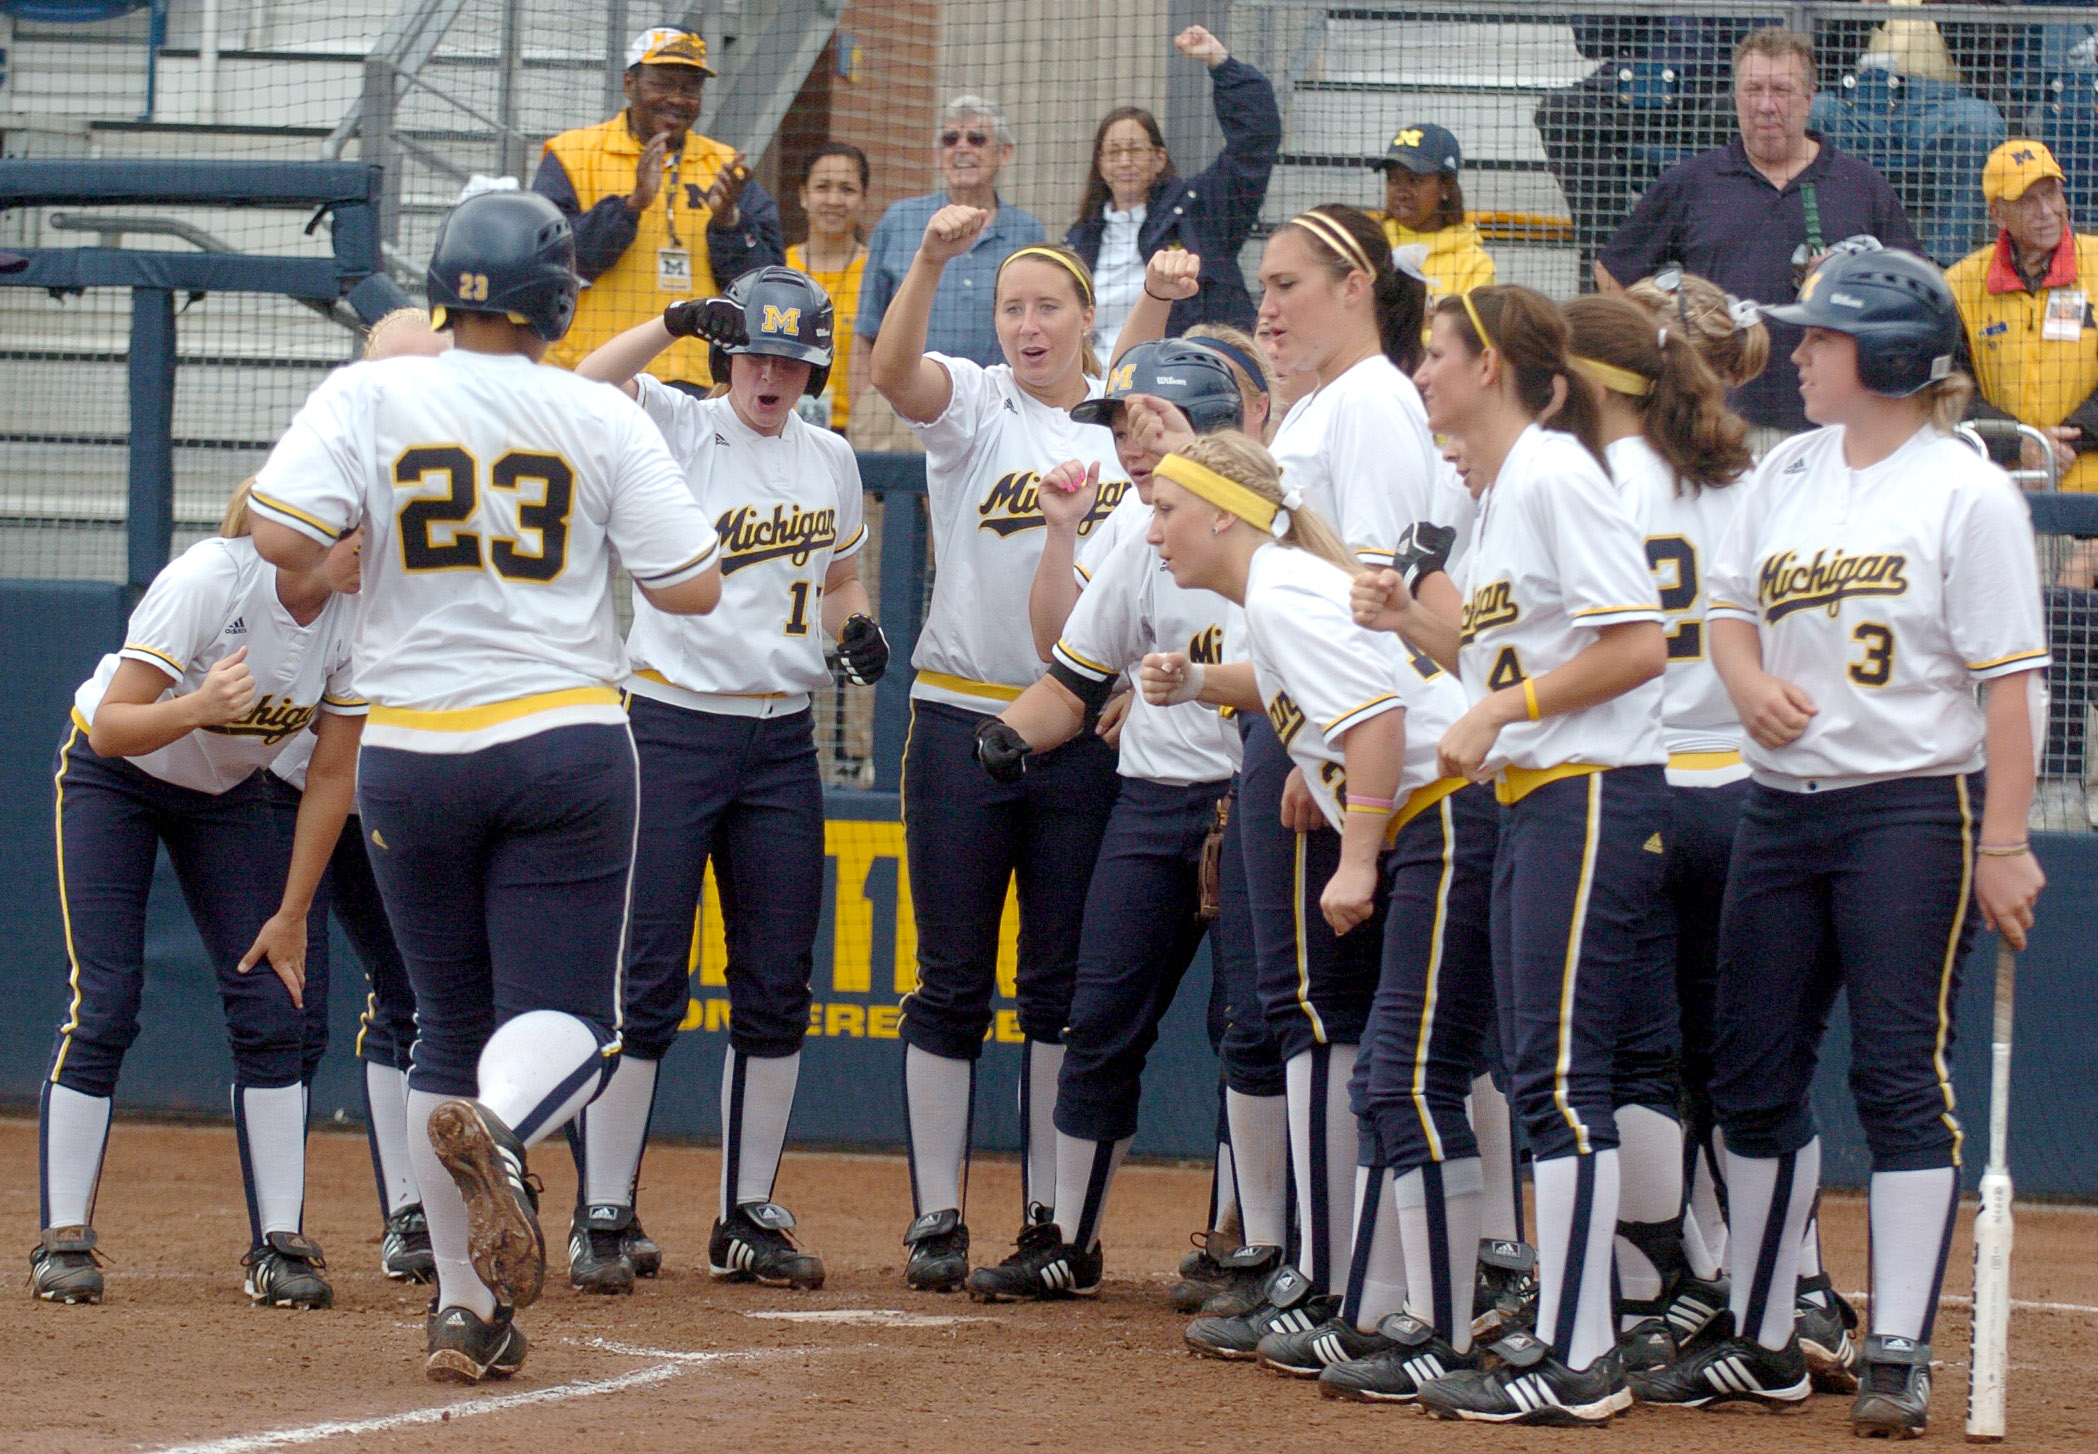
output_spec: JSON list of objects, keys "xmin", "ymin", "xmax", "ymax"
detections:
[
  {"xmin": 837, "ymin": 614, "xmax": 889, "ymax": 685},
  {"xmin": 663, "ymin": 296, "xmax": 747, "ymax": 347},
  {"xmin": 1391, "ymin": 521, "xmax": 1456, "ymax": 591},
  {"xmin": 974, "ymin": 718, "xmax": 1032, "ymax": 783}
]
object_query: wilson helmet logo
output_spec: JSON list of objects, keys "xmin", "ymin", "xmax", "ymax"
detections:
[
  {"xmin": 761, "ymin": 304, "xmax": 801, "ymax": 334},
  {"xmin": 1757, "ymin": 548, "xmax": 1910, "ymax": 621}
]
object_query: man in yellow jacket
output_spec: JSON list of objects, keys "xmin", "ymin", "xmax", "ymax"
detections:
[
  {"xmin": 1946, "ymin": 139, "xmax": 2098, "ymax": 491},
  {"xmin": 531, "ymin": 27, "xmax": 784, "ymax": 389}
]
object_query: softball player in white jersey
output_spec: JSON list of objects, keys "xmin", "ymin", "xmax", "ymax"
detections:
[
  {"xmin": 865, "ymin": 209, "xmax": 1131, "ymax": 1291},
  {"xmin": 1639, "ymin": 250, "xmax": 2047, "ymax": 1439},
  {"xmin": 1358, "ymin": 285, "xmax": 1670, "ymax": 1425},
  {"xmin": 565, "ymin": 266, "xmax": 883, "ymax": 1296},
  {"xmin": 1563, "ymin": 292, "xmax": 1757, "ymax": 1375},
  {"xmin": 34, "ymin": 494, "xmax": 364, "ymax": 1312},
  {"xmin": 247, "ymin": 190, "xmax": 721, "ymax": 1382}
]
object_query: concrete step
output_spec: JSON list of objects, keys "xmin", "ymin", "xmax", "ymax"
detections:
[{"xmin": 1312, "ymin": 17, "xmax": 1590, "ymax": 91}]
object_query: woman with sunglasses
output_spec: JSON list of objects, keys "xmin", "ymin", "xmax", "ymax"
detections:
[{"xmin": 867, "ymin": 207, "xmax": 1131, "ymax": 1294}]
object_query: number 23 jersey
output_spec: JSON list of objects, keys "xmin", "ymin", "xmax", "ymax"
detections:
[
  {"xmin": 1707, "ymin": 425, "xmax": 2049, "ymax": 790},
  {"xmin": 250, "ymin": 350, "xmax": 719, "ymax": 748}
]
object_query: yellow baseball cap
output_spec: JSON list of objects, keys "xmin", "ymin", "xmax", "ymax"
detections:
[
  {"xmin": 1983, "ymin": 140, "xmax": 2065, "ymax": 204},
  {"xmin": 626, "ymin": 27, "xmax": 716, "ymax": 75}
]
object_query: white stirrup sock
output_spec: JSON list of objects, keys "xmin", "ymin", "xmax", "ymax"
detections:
[
  {"xmin": 475, "ymin": 1010, "xmax": 608, "ymax": 1148},
  {"xmin": 1212, "ymin": 1138, "xmax": 1240, "ymax": 1236},
  {"xmin": 904, "ymin": 1045, "xmax": 973, "ymax": 1216},
  {"xmin": 1226, "ymin": 1089, "xmax": 1289, "ymax": 1249},
  {"xmin": 1689, "ymin": 1123, "xmax": 1729, "ymax": 1274},
  {"xmin": 720, "ymin": 1046, "xmax": 801, "ymax": 1214},
  {"xmin": 234, "ymin": 1083, "xmax": 309, "ymax": 1239},
  {"xmin": 1020, "ymin": 1039, "xmax": 1064, "ymax": 1212},
  {"xmin": 1614, "ymin": 1104, "xmax": 1686, "ymax": 1318},
  {"xmin": 408, "ymin": 1087, "xmax": 496, "ymax": 1320},
  {"xmin": 1396, "ymin": 1157, "xmax": 1485, "ymax": 1351},
  {"xmin": 363, "ymin": 1062, "xmax": 419, "ymax": 1215},
  {"xmin": 1725, "ymin": 1137, "xmax": 1822, "ymax": 1351},
  {"xmin": 1285, "ymin": 1044, "xmax": 1361, "ymax": 1293},
  {"xmin": 1869, "ymin": 1167, "xmax": 1960, "ymax": 1342},
  {"xmin": 39, "ymin": 1083, "xmax": 112, "ymax": 1229},
  {"xmin": 1051, "ymin": 1132, "xmax": 1130, "ymax": 1249},
  {"xmin": 1534, "ymin": 1149, "xmax": 1621, "ymax": 1372},
  {"xmin": 1345, "ymin": 1165, "xmax": 1408, "ymax": 1332},
  {"xmin": 580, "ymin": 1053, "xmax": 657, "ymax": 1208},
  {"xmin": 1470, "ymin": 1075, "xmax": 1523, "ymax": 1242}
]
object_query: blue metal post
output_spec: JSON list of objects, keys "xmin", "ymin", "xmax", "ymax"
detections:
[{"xmin": 127, "ymin": 288, "xmax": 177, "ymax": 592}]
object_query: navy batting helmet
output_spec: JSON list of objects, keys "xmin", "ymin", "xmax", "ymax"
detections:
[
  {"xmin": 1070, "ymin": 339, "xmax": 1244, "ymax": 434},
  {"xmin": 710, "ymin": 266, "xmax": 835, "ymax": 398},
  {"xmin": 426, "ymin": 191, "xmax": 578, "ymax": 342},
  {"xmin": 1760, "ymin": 248, "xmax": 1960, "ymax": 397}
]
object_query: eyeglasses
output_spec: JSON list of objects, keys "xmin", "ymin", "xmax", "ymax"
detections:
[
  {"xmin": 1101, "ymin": 143, "xmax": 1155, "ymax": 161},
  {"xmin": 940, "ymin": 129, "xmax": 992, "ymax": 149}
]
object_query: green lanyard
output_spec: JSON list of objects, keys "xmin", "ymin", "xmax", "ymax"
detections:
[{"xmin": 1800, "ymin": 181, "xmax": 1823, "ymax": 257}]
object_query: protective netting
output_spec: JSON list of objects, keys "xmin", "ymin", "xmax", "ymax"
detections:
[{"xmin": 7, "ymin": 2, "xmax": 2098, "ymax": 801}]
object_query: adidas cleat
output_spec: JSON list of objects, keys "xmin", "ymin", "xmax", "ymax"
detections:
[
  {"xmin": 1474, "ymin": 1238, "xmax": 1538, "ymax": 1338},
  {"xmin": 1796, "ymin": 1272, "xmax": 1862, "ymax": 1394},
  {"xmin": 425, "ymin": 1301, "xmax": 527, "ymax": 1384},
  {"xmin": 1620, "ymin": 1273, "xmax": 1731, "ymax": 1371},
  {"xmin": 380, "ymin": 1204, "xmax": 435, "ymax": 1283},
  {"xmin": 1850, "ymin": 1334, "xmax": 1931, "ymax": 1439},
  {"xmin": 966, "ymin": 1219, "xmax": 1101, "ymax": 1301},
  {"xmin": 1191, "ymin": 1242, "xmax": 1283, "ymax": 1319},
  {"xmin": 243, "ymin": 1232, "xmax": 332, "ymax": 1309},
  {"xmin": 1627, "ymin": 1326, "xmax": 1812, "ymax": 1410},
  {"xmin": 902, "ymin": 1209, "xmax": 970, "ymax": 1293},
  {"xmin": 1185, "ymin": 1264, "xmax": 1336, "ymax": 1360},
  {"xmin": 624, "ymin": 1215, "xmax": 662, "ymax": 1278},
  {"xmin": 1319, "ymin": 1314, "xmax": 1480, "ymax": 1402},
  {"xmin": 709, "ymin": 1202, "xmax": 825, "ymax": 1290},
  {"xmin": 1418, "ymin": 1330, "xmax": 1633, "ymax": 1427},
  {"xmin": 1168, "ymin": 1228, "xmax": 1241, "ymax": 1313},
  {"xmin": 427, "ymin": 1098, "xmax": 544, "ymax": 1309},
  {"xmin": 1256, "ymin": 1314, "xmax": 1390, "ymax": 1377},
  {"xmin": 568, "ymin": 1203, "xmax": 637, "ymax": 1295},
  {"xmin": 29, "ymin": 1225, "xmax": 104, "ymax": 1305}
]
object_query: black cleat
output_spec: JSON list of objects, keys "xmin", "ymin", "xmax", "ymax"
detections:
[
  {"xmin": 1319, "ymin": 1314, "xmax": 1481, "ymax": 1402},
  {"xmin": 1627, "ymin": 1323, "xmax": 1812, "ymax": 1410},
  {"xmin": 965, "ymin": 1218, "xmax": 1101, "ymax": 1302},
  {"xmin": 1850, "ymin": 1334, "xmax": 1932, "ymax": 1439},
  {"xmin": 1191, "ymin": 1242, "xmax": 1283, "ymax": 1319},
  {"xmin": 1796, "ymin": 1273, "xmax": 1862, "ymax": 1393},
  {"xmin": 1474, "ymin": 1238, "xmax": 1538, "ymax": 1338},
  {"xmin": 567, "ymin": 1203, "xmax": 636, "ymax": 1295},
  {"xmin": 29, "ymin": 1225, "xmax": 103, "ymax": 1305},
  {"xmin": 425, "ymin": 1301, "xmax": 528, "ymax": 1384},
  {"xmin": 1185, "ymin": 1263, "xmax": 1336, "ymax": 1360},
  {"xmin": 1619, "ymin": 1273, "xmax": 1731, "ymax": 1371},
  {"xmin": 1257, "ymin": 1314, "xmax": 1390, "ymax": 1376},
  {"xmin": 1168, "ymin": 1228, "xmax": 1241, "ymax": 1313},
  {"xmin": 624, "ymin": 1215, "xmax": 662, "ymax": 1278},
  {"xmin": 381, "ymin": 1204, "xmax": 435, "ymax": 1283},
  {"xmin": 710, "ymin": 1202, "xmax": 825, "ymax": 1290},
  {"xmin": 427, "ymin": 1098, "xmax": 545, "ymax": 1309},
  {"xmin": 243, "ymin": 1232, "xmax": 332, "ymax": 1309},
  {"xmin": 1418, "ymin": 1330, "xmax": 1633, "ymax": 1426},
  {"xmin": 902, "ymin": 1209, "xmax": 970, "ymax": 1293}
]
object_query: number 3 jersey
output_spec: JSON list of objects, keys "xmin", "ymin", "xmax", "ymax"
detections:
[
  {"xmin": 1708, "ymin": 425, "xmax": 2050, "ymax": 791},
  {"xmin": 251, "ymin": 349, "xmax": 719, "ymax": 752},
  {"xmin": 623, "ymin": 376, "xmax": 866, "ymax": 714}
]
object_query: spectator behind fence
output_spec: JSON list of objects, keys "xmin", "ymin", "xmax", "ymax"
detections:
[
  {"xmin": 1065, "ymin": 25, "xmax": 1280, "ymax": 356},
  {"xmin": 1534, "ymin": 15, "xmax": 1756, "ymax": 278},
  {"xmin": 1809, "ymin": 1, "xmax": 2006, "ymax": 266},
  {"xmin": 1946, "ymin": 140, "xmax": 2098, "ymax": 491},
  {"xmin": 1598, "ymin": 26, "xmax": 1919, "ymax": 442},
  {"xmin": 786, "ymin": 143, "xmax": 873, "ymax": 434},
  {"xmin": 857, "ymin": 96, "xmax": 1044, "ymax": 371},
  {"xmin": 532, "ymin": 27, "xmax": 784, "ymax": 389},
  {"xmin": 1371, "ymin": 123, "xmax": 1494, "ymax": 325}
]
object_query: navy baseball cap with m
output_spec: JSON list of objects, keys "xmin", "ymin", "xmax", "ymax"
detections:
[{"xmin": 1380, "ymin": 124, "xmax": 1462, "ymax": 176}]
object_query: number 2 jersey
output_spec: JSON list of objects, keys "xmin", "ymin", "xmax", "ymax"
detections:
[
  {"xmin": 623, "ymin": 376, "xmax": 865, "ymax": 715},
  {"xmin": 250, "ymin": 349, "xmax": 720, "ymax": 752},
  {"xmin": 1707, "ymin": 425, "xmax": 2049, "ymax": 791}
]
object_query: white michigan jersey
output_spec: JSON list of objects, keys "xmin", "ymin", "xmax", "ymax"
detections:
[
  {"xmin": 1458, "ymin": 425, "xmax": 1666, "ymax": 778},
  {"xmin": 249, "ymin": 350, "xmax": 719, "ymax": 753},
  {"xmin": 1244, "ymin": 542, "xmax": 1468, "ymax": 832},
  {"xmin": 73, "ymin": 535, "xmax": 363, "ymax": 794},
  {"xmin": 1052, "ymin": 510, "xmax": 1244, "ymax": 786},
  {"xmin": 1271, "ymin": 353, "xmax": 1441, "ymax": 567},
  {"xmin": 1607, "ymin": 435, "xmax": 1748, "ymax": 783},
  {"xmin": 625, "ymin": 377, "xmax": 865, "ymax": 715},
  {"xmin": 1708, "ymin": 426, "xmax": 2050, "ymax": 791},
  {"xmin": 908, "ymin": 354, "xmax": 1133, "ymax": 713}
]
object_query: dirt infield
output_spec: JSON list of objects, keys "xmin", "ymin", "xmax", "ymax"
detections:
[{"xmin": 3, "ymin": 1116, "xmax": 2092, "ymax": 1453}]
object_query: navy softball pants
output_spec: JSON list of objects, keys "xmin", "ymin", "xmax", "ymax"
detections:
[
  {"xmin": 898, "ymin": 698, "xmax": 1119, "ymax": 1059},
  {"xmin": 1658, "ymin": 779, "xmax": 1745, "ymax": 1114},
  {"xmin": 1238, "ymin": 716, "xmax": 1380, "ymax": 1059},
  {"xmin": 1492, "ymin": 766, "xmax": 1668, "ymax": 1162},
  {"xmin": 1210, "ymin": 776, "xmax": 1286, "ymax": 1097},
  {"xmin": 355, "ymin": 723, "xmax": 636, "ymax": 1098},
  {"xmin": 46, "ymin": 722, "xmax": 306, "ymax": 1095},
  {"xmin": 1355, "ymin": 784, "xmax": 1499, "ymax": 1172},
  {"xmin": 1056, "ymin": 776, "xmax": 1241, "ymax": 1142},
  {"xmin": 622, "ymin": 696, "xmax": 823, "ymax": 1062},
  {"xmin": 1709, "ymin": 774, "xmax": 1980, "ymax": 1172}
]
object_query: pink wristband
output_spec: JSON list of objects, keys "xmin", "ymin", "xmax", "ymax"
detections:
[{"xmin": 1345, "ymin": 794, "xmax": 1396, "ymax": 813}]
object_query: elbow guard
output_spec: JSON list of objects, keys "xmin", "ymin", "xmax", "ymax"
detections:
[{"xmin": 1047, "ymin": 658, "xmax": 1114, "ymax": 732}]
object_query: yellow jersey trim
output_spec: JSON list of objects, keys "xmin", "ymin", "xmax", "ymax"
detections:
[
  {"xmin": 1495, "ymin": 761, "xmax": 1607, "ymax": 806},
  {"xmin": 122, "ymin": 643, "xmax": 184, "ymax": 676},
  {"xmin": 367, "ymin": 685, "xmax": 622, "ymax": 731},
  {"xmin": 1322, "ymin": 692, "xmax": 1402, "ymax": 737},
  {"xmin": 70, "ymin": 706, "xmax": 93, "ymax": 734},
  {"xmin": 916, "ymin": 670, "xmax": 1025, "ymax": 704},
  {"xmin": 1052, "ymin": 642, "xmax": 1116, "ymax": 678},
  {"xmin": 1386, "ymin": 776, "xmax": 1467, "ymax": 842},
  {"xmin": 1966, "ymin": 648, "xmax": 2049, "ymax": 672},
  {"xmin": 1569, "ymin": 602, "xmax": 1660, "ymax": 620},
  {"xmin": 1666, "ymin": 750, "xmax": 1742, "ymax": 772},
  {"xmin": 248, "ymin": 489, "xmax": 342, "ymax": 538}
]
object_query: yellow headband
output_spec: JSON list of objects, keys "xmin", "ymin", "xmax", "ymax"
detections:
[
  {"xmin": 1153, "ymin": 452, "xmax": 1278, "ymax": 533},
  {"xmin": 1289, "ymin": 212, "xmax": 1376, "ymax": 279},
  {"xmin": 1572, "ymin": 356, "xmax": 1652, "ymax": 398},
  {"xmin": 1461, "ymin": 291, "xmax": 1494, "ymax": 351},
  {"xmin": 999, "ymin": 245, "xmax": 1094, "ymax": 307}
]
